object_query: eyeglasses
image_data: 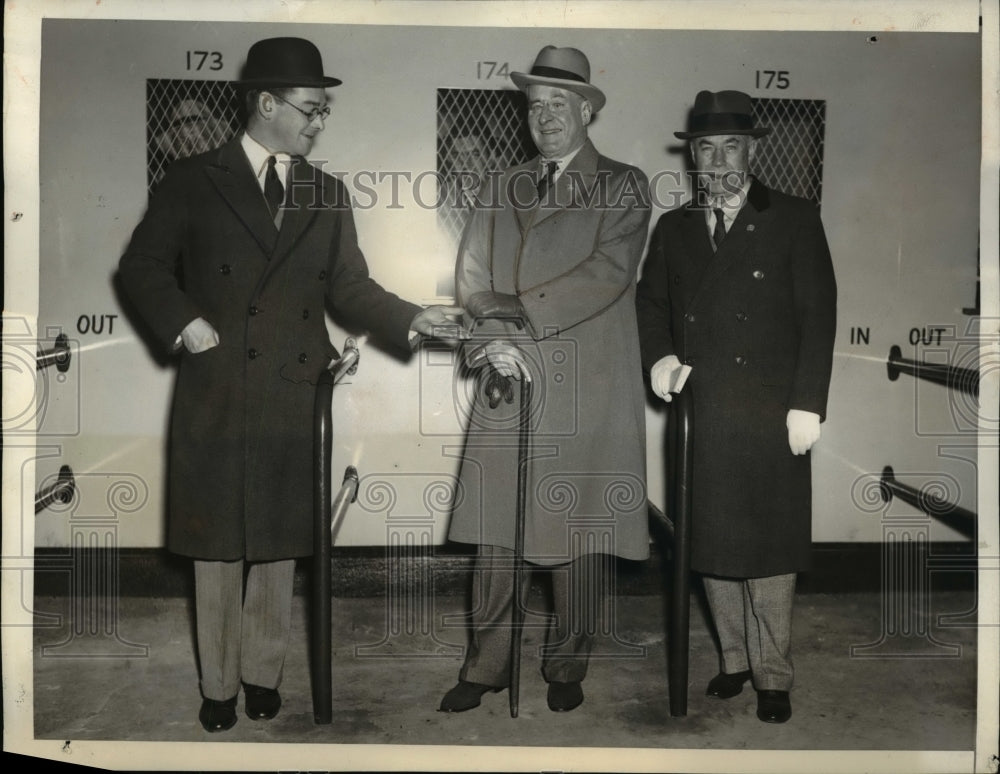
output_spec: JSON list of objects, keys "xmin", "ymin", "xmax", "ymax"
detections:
[
  {"xmin": 528, "ymin": 99, "xmax": 573, "ymax": 117},
  {"xmin": 271, "ymin": 94, "xmax": 331, "ymax": 122}
]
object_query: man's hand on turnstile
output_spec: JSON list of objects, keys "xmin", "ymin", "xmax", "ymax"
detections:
[
  {"xmin": 411, "ymin": 305, "xmax": 469, "ymax": 345},
  {"xmin": 465, "ymin": 291, "xmax": 525, "ymax": 324}
]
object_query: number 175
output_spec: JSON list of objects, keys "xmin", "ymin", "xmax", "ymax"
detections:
[{"xmin": 755, "ymin": 70, "xmax": 790, "ymax": 89}]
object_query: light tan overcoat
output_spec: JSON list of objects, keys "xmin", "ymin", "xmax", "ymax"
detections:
[{"xmin": 449, "ymin": 140, "xmax": 651, "ymax": 564}]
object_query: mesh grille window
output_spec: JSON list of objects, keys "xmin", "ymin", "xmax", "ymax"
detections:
[
  {"xmin": 146, "ymin": 79, "xmax": 241, "ymax": 195},
  {"xmin": 144, "ymin": 85, "xmax": 827, "ymax": 213},
  {"xmin": 436, "ymin": 88, "xmax": 536, "ymax": 244},
  {"xmin": 750, "ymin": 97, "xmax": 826, "ymax": 208}
]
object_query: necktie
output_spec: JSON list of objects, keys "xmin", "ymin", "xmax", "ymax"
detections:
[
  {"xmin": 712, "ymin": 208, "xmax": 727, "ymax": 250},
  {"xmin": 264, "ymin": 155, "xmax": 284, "ymax": 219},
  {"xmin": 536, "ymin": 160, "xmax": 558, "ymax": 201}
]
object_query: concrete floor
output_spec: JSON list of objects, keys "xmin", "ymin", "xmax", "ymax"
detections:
[
  {"xmin": 34, "ymin": 590, "xmax": 976, "ymax": 750},
  {"xmin": 28, "ymin": 585, "xmax": 979, "ymax": 765}
]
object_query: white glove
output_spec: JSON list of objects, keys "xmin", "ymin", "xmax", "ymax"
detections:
[
  {"xmin": 483, "ymin": 340, "xmax": 530, "ymax": 381},
  {"xmin": 786, "ymin": 409, "xmax": 821, "ymax": 455},
  {"xmin": 178, "ymin": 317, "xmax": 220, "ymax": 354},
  {"xmin": 650, "ymin": 355, "xmax": 691, "ymax": 402}
]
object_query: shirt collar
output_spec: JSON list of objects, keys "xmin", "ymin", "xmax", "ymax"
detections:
[
  {"xmin": 706, "ymin": 177, "xmax": 752, "ymax": 222},
  {"xmin": 241, "ymin": 131, "xmax": 292, "ymax": 181},
  {"xmin": 540, "ymin": 143, "xmax": 584, "ymax": 180}
]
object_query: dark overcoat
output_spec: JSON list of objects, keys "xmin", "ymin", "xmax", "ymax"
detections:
[
  {"xmin": 449, "ymin": 140, "xmax": 652, "ymax": 565},
  {"xmin": 636, "ymin": 180, "xmax": 837, "ymax": 577},
  {"xmin": 119, "ymin": 137, "xmax": 419, "ymax": 562}
]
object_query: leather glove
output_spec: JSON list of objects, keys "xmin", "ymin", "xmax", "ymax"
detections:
[
  {"xmin": 465, "ymin": 291, "xmax": 525, "ymax": 324},
  {"xmin": 650, "ymin": 355, "xmax": 691, "ymax": 402},
  {"xmin": 483, "ymin": 369, "xmax": 515, "ymax": 409},
  {"xmin": 178, "ymin": 317, "xmax": 219, "ymax": 354},
  {"xmin": 787, "ymin": 409, "xmax": 821, "ymax": 455}
]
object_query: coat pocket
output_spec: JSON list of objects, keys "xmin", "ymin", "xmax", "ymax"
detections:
[{"xmin": 278, "ymin": 342, "xmax": 340, "ymax": 385}]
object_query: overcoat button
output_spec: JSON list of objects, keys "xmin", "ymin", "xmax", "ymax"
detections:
[
  {"xmin": 248, "ymin": 348, "xmax": 259, "ymax": 360},
  {"xmin": 736, "ymin": 356, "xmax": 746, "ymax": 366},
  {"xmin": 298, "ymin": 353, "xmax": 308, "ymax": 363},
  {"xmin": 302, "ymin": 309, "xmax": 310, "ymax": 319},
  {"xmin": 674, "ymin": 275, "xmax": 682, "ymax": 284},
  {"xmin": 318, "ymin": 270, "xmax": 327, "ymax": 280},
  {"xmin": 685, "ymin": 313, "xmax": 695, "ymax": 322},
  {"xmin": 736, "ymin": 311, "xmax": 748, "ymax": 322},
  {"xmin": 753, "ymin": 270, "xmax": 765, "ymax": 280},
  {"xmin": 747, "ymin": 224, "xmax": 756, "ymax": 232},
  {"xmin": 249, "ymin": 305, "xmax": 259, "ymax": 316},
  {"xmin": 220, "ymin": 264, "xmax": 231, "ymax": 275}
]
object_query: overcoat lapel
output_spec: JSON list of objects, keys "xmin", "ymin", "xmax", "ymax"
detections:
[
  {"xmin": 679, "ymin": 205, "xmax": 715, "ymax": 309},
  {"xmin": 531, "ymin": 139, "xmax": 600, "ymax": 228},
  {"xmin": 204, "ymin": 138, "xmax": 278, "ymax": 257},
  {"xmin": 686, "ymin": 178, "xmax": 772, "ymax": 310},
  {"xmin": 263, "ymin": 157, "xmax": 323, "ymax": 283},
  {"xmin": 511, "ymin": 162, "xmax": 539, "ymax": 237}
]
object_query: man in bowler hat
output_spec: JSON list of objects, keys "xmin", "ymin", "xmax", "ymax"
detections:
[
  {"xmin": 440, "ymin": 46, "xmax": 651, "ymax": 714},
  {"xmin": 636, "ymin": 90, "xmax": 837, "ymax": 723},
  {"xmin": 119, "ymin": 37, "xmax": 462, "ymax": 732}
]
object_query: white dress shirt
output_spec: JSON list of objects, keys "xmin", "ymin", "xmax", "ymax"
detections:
[
  {"xmin": 703, "ymin": 178, "xmax": 752, "ymax": 241},
  {"xmin": 241, "ymin": 132, "xmax": 291, "ymax": 195},
  {"xmin": 541, "ymin": 143, "xmax": 584, "ymax": 183}
]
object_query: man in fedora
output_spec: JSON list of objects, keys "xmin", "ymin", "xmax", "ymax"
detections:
[
  {"xmin": 119, "ymin": 36, "xmax": 462, "ymax": 732},
  {"xmin": 636, "ymin": 90, "xmax": 837, "ymax": 723},
  {"xmin": 440, "ymin": 46, "xmax": 651, "ymax": 713}
]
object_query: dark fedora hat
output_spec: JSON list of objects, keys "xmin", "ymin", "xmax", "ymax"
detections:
[
  {"xmin": 237, "ymin": 37, "xmax": 342, "ymax": 88},
  {"xmin": 674, "ymin": 90, "xmax": 770, "ymax": 139},
  {"xmin": 510, "ymin": 46, "xmax": 606, "ymax": 112}
]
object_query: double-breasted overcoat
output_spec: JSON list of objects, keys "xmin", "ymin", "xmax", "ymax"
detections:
[
  {"xmin": 119, "ymin": 137, "xmax": 419, "ymax": 562},
  {"xmin": 449, "ymin": 140, "xmax": 652, "ymax": 565},
  {"xmin": 636, "ymin": 180, "xmax": 837, "ymax": 577}
]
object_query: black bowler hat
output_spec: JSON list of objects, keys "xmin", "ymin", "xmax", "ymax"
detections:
[
  {"xmin": 674, "ymin": 90, "xmax": 770, "ymax": 139},
  {"xmin": 237, "ymin": 37, "xmax": 342, "ymax": 88}
]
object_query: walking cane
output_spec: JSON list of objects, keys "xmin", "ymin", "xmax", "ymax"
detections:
[
  {"xmin": 510, "ymin": 372, "xmax": 532, "ymax": 718},
  {"xmin": 467, "ymin": 326, "xmax": 532, "ymax": 718},
  {"xmin": 646, "ymin": 376, "xmax": 693, "ymax": 716},
  {"xmin": 668, "ymin": 384, "xmax": 693, "ymax": 717},
  {"xmin": 312, "ymin": 339, "xmax": 360, "ymax": 725}
]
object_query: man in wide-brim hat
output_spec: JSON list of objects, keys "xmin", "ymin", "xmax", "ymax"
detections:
[
  {"xmin": 636, "ymin": 89, "xmax": 837, "ymax": 724},
  {"xmin": 120, "ymin": 36, "xmax": 461, "ymax": 733},
  {"xmin": 441, "ymin": 45, "xmax": 651, "ymax": 715}
]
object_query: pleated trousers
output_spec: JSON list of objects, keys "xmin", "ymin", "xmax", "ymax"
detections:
[
  {"xmin": 193, "ymin": 558, "xmax": 296, "ymax": 701},
  {"xmin": 702, "ymin": 572, "xmax": 797, "ymax": 691},
  {"xmin": 459, "ymin": 545, "xmax": 607, "ymax": 686}
]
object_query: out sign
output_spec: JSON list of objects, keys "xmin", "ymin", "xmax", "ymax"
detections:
[{"xmin": 77, "ymin": 314, "xmax": 118, "ymax": 335}]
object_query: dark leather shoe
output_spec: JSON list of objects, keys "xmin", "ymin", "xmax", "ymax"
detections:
[
  {"xmin": 438, "ymin": 680, "xmax": 503, "ymax": 712},
  {"xmin": 756, "ymin": 689, "xmax": 792, "ymax": 723},
  {"xmin": 547, "ymin": 681, "xmax": 584, "ymax": 712},
  {"xmin": 199, "ymin": 696, "xmax": 237, "ymax": 732},
  {"xmin": 705, "ymin": 669, "xmax": 752, "ymax": 699},
  {"xmin": 243, "ymin": 683, "xmax": 281, "ymax": 720}
]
